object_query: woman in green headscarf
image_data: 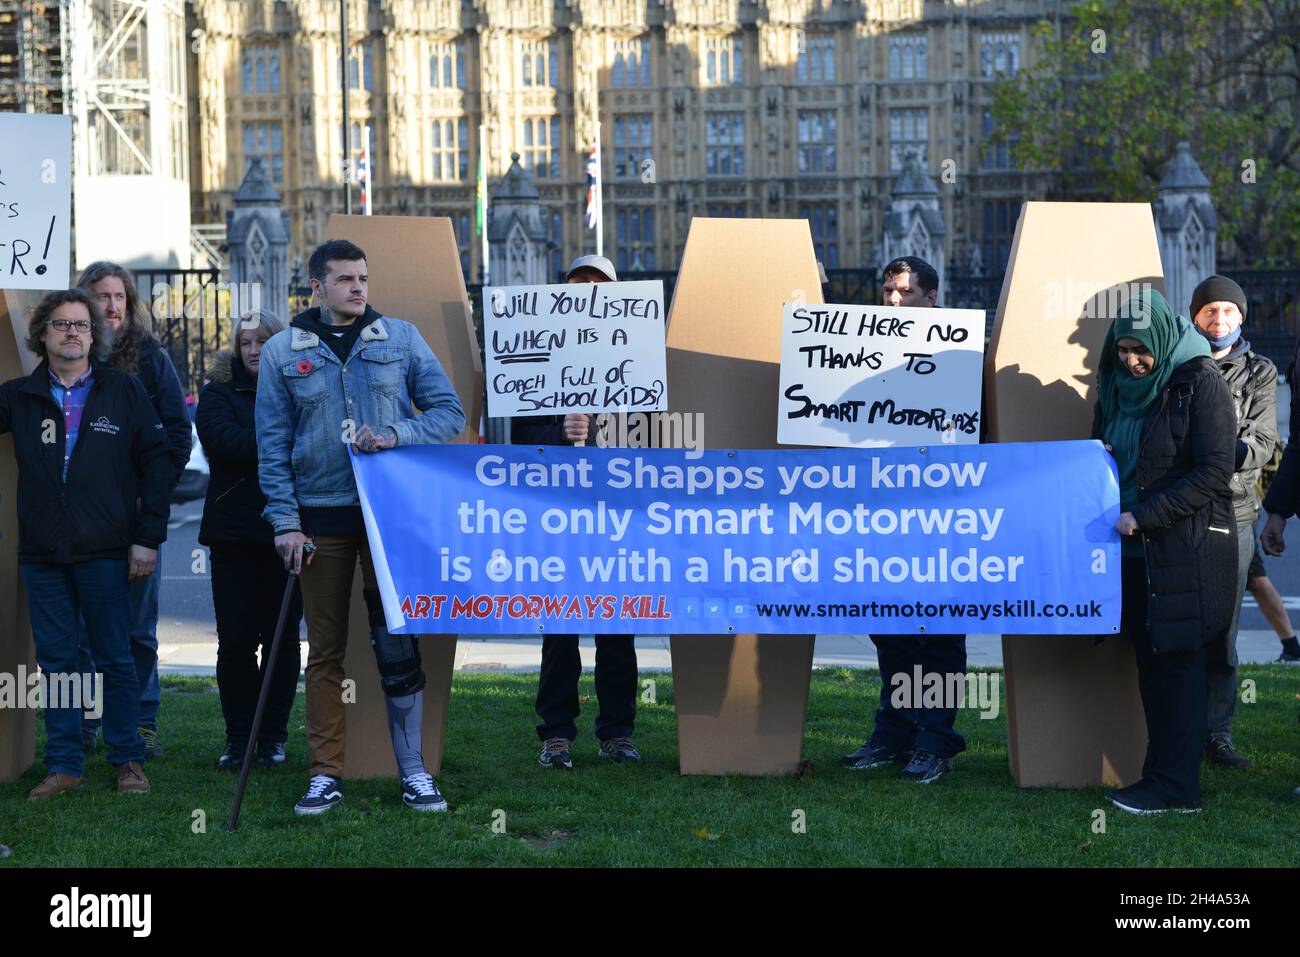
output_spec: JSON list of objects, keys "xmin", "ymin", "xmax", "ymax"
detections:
[{"xmin": 1093, "ymin": 288, "xmax": 1236, "ymax": 815}]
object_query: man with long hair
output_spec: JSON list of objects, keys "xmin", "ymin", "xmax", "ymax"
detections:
[{"xmin": 75, "ymin": 262, "xmax": 191, "ymax": 760}]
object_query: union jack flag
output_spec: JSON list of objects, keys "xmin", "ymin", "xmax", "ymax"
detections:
[{"xmin": 584, "ymin": 145, "xmax": 599, "ymax": 229}]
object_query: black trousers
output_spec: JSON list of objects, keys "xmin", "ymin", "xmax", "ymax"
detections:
[
  {"xmin": 211, "ymin": 543, "xmax": 304, "ymax": 746},
  {"xmin": 867, "ymin": 633, "xmax": 967, "ymax": 758},
  {"xmin": 1123, "ymin": 557, "xmax": 1206, "ymax": 807},
  {"xmin": 535, "ymin": 635, "xmax": 637, "ymax": 742}
]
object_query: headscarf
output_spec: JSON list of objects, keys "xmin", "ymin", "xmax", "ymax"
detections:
[{"xmin": 1098, "ymin": 289, "xmax": 1211, "ymax": 515}]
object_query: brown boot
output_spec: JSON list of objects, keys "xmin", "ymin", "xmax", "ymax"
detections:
[
  {"xmin": 28, "ymin": 773, "xmax": 83, "ymax": 800},
  {"xmin": 115, "ymin": 761, "xmax": 150, "ymax": 794}
]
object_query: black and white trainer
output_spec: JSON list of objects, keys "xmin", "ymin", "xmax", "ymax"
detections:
[
  {"xmin": 293, "ymin": 774, "xmax": 343, "ymax": 816},
  {"xmin": 1107, "ymin": 782, "xmax": 1201, "ymax": 816},
  {"xmin": 841, "ymin": 741, "xmax": 913, "ymax": 770},
  {"xmin": 401, "ymin": 772, "xmax": 448, "ymax": 812},
  {"xmin": 899, "ymin": 749, "xmax": 952, "ymax": 784},
  {"xmin": 597, "ymin": 737, "xmax": 641, "ymax": 763},
  {"xmin": 539, "ymin": 737, "xmax": 574, "ymax": 769}
]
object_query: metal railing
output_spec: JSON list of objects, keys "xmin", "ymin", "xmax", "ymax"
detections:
[{"xmin": 135, "ymin": 267, "xmax": 227, "ymax": 397}]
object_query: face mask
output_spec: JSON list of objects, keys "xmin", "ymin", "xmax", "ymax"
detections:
[{"xmin": 1197, "ymin": 323, "xmax": 1241, "ymax": 351}]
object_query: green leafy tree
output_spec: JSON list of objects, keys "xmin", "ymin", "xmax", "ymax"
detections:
[{"xmin": 991, "ymin": 0, "xmax": 1299, "ymax": 265}]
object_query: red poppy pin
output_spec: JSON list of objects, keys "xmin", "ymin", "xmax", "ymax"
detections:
[{"xmin": 296, "ymin": 359, "xmax": 314, "ymax": 374}]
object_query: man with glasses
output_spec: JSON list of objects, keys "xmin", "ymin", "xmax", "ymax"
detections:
[{"xmin": 0, "ymin": 289, "xmax": 173, "ymax": 798}]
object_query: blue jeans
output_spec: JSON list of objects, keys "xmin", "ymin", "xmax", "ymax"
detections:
[
  {"xmin": 21, "ymin": 560, "xmax": 145, "ymax": 775},
  {"xmin": 79, "ymin": 544, "xmax": 162, "ymax": 733}
]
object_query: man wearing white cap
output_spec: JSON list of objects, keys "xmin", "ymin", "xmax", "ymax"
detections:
[{"xmin": 511, "ymin": 255, "xmax": 641, "ymax": 770}]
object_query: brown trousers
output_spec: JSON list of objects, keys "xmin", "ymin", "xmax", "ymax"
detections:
[{"xmin": 298, "ymin": 533, "xmax": 380, "ymax": 778}]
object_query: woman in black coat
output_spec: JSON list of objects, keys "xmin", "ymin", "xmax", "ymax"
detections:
[
  {"xmin": 197, "ymin": 311, "xmax": 303, "ymax": 769},
  {"xmin": 1094, "ymin": 289, "xmax": 1237, "ymax": 814}
]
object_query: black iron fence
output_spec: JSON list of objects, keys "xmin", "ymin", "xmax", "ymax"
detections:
[
  {"xmin": 135, "ymin": 267, "xmax": 229, "ymax": 396},
  {"xmin": 194, "ymin": 266, "xmax": 1300, "ymax": 388},
  {"xmin": 1221, "ymin": 269, "xmax": 1300, "ymax": 371}
]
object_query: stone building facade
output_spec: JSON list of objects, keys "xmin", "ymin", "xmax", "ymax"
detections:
[{"xmin": 187, "ymin": 0, "xmax": 1059, "ymax": 286}]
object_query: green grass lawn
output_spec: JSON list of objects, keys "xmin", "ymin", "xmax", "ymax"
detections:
[{"xmin": 3, "ymin": 665, "xmax": 1298, "ymax": 867}]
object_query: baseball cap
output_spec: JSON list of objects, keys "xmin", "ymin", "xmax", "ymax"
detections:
[{"xmin": 565, "ymin": 254, "xmax": 618, "ymax": 283}]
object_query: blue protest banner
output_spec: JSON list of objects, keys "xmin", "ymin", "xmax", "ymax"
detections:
[{"xmin": 352, "ymin": 441, "xmax": 1121, "ymax": 636}]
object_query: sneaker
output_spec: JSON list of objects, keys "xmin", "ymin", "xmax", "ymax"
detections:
[
  {"xmin": 899, "ymin": 749, "xmax": 952, "ymax": 784},
  {"xmin": 258, "ymin": 741, "xmax": 287, "ymax": 768},
  {"xmin": 841, "ymin": 741, "xmax": 913, "ymax": 770},
  {"xmin": 115, "ymin": 761, "xmax": 150, "ymax": 794},
  {"xmin": 400, "ymin": 772, "xmax": 449, "ymax": 812},
  {"xmin": 138, "ymin": 727, "xmax": 163, "ymax": 761},
  {"xmin": 1206, "ymin": 736, "xmax": 1251, "ymax": 770},
  {"xmin": 1276, "ymin": 650, "xmax": 1300, "ymax": 663},
  {"xmin": 539, "ymin": 737, "xmax": 574, "ymax": 769},
  {"xmin": 217, "ymin": 741, "xmax": 246, "ymax": 772},
  {"xmin": 597, "ymin": 737, "xmax": 641, "ymax": 763},
  {"xmin": 28, "ymin": 773, "xmax": 82, "ymax": 800},
  {"xmin": 81, "ymin": 724, "xmax": 98, "ymax": 752},
  {"xmin": 1108, "ymin": 782, "xmax": 1201, "ymax": 815},
  {"xmin": 293, "ymin": 775, "xmax": 343, "ymax": 816}
]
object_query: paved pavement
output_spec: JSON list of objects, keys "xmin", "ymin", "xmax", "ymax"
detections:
[{"xmin": 158, "ymin": 631, "xmax": 1297, "ymax": 678}]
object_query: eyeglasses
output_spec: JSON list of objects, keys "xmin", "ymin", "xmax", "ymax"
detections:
[{"xmin": 51, "ymin": 319, "xmax": 92, "ymax": 333}]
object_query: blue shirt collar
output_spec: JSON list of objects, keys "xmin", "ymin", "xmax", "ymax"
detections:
[{"xmin": 47, "ymin": 365, "xmax": 94, "ymax": 390}]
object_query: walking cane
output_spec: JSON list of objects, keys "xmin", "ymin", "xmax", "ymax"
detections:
[{"xmin": 227, "ymin": 541, "xmax": 313, "ymax": 831}]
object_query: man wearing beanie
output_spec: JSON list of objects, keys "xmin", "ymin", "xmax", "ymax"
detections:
[{"xmin": 1190, "ymin": 274, "xmax": 1276, "ymax": 769}]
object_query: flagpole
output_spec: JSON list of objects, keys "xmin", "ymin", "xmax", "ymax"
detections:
[
  {"xmin": 478, "ymin": 123, "xmax": 489, "ymax": 285},
  {"xmin": 362, "ymin": 125, "xmax": 372, "ymax": 215},
  {"xmin": 594, "ymin": 119, "xmax": 603, "ymax": 257}
]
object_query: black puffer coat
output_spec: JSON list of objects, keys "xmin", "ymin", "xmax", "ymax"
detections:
[
  {"xmin": 1094, "ymin": 356, "xmax": 1238, "ymax": 654},
  {"xmin": 196, "ymin": 349, "xmax": 273, "ymax": 546}
]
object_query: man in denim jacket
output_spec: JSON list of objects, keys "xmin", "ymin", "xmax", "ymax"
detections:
[{"xmin": 256, "ymin": 239, "xmax": 465, "ymax": 816}]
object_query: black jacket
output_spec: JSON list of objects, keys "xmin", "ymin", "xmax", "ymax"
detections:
[
  {"xmin": 132, "ymin": 334, "xmax": 193, "ymax": 488},
  {"xmin": 1263, "ymin": 335, "xmax": 1300, "ymax": 518},
  {"xmin": 1094, "ymin": 356, "xmax": 1237, "ymax": 654},
  {"xmin": 0, "ymin": 358, "xmax": 173, "ymax": 563},
  {"xmin": 1213, "ymin": 339, "xmax": 1277, "ymax": 526},
  {"xmin": 196, "ymin": 349, "xmax": 272, "ymax": 547}
]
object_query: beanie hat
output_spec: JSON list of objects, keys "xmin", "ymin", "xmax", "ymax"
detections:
[{"xmin": 1189, "ymin": 275, "xmax": 1247, "ymax": 321}]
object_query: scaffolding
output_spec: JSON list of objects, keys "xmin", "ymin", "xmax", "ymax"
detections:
[{"xmin": 0, "ymin": 1, "xmax": 65, "ymax": 114}]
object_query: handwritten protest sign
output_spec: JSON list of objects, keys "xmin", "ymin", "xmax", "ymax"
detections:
[
  {"xmin": 485, "ymin": 279, "xmax": 667, "ymax": 417},
  {"xmin": 0, "ymin": 114, "xmax": 72, "ymax": 291},
  {"xmin": 777, "ymin": 303, "xmax": 986, "ymax": 448}
]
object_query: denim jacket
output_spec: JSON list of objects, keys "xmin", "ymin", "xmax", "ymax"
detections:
[{"xmin": 255, "ymin": 310, "xmax": 466, "ymax": 534}]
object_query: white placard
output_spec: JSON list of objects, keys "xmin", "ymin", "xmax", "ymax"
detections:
[
  {"xmin": 777, "ymin": 303, "xmax": 986, "ymax": 448},
  {"xmin": 485, "ymin": 279, "xmax": 667, "ymax": 417},
  {"xmin": 0, "ymin": 113, "xmax": 72, "ymax": 290}
]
